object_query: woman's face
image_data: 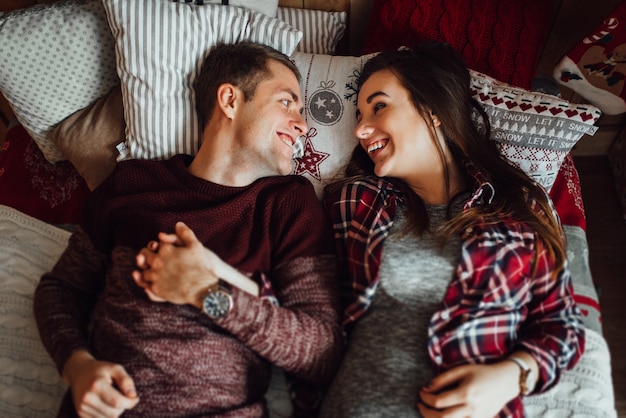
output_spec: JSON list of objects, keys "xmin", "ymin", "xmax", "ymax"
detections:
[{"xmin": 354, "ymin": 69, "xmax": 443, "ymax": 183}]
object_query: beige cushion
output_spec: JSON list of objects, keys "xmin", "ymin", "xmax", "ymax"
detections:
[{"xmin": 51, "ymin": 86, "xmax": 124, "ymax": 190}]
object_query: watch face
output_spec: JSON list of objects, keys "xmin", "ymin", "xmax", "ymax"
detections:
[{"xmin": 203, "ymin": 289, "xmax": 232, "ymax": 319}]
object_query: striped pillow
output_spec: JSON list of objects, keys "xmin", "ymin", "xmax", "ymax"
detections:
[
  {"xmin": 174, "ymin": 0, "xmax": 280, "ymax": 17},
  {"xmin": 103, "ymin": 0, "xmax": 302, "ymax": 160},
  {"xmin": 276, "ymin": 7, "xmax": 347, "ymax": 55}
]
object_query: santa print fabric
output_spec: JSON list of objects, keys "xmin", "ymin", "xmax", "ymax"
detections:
[{"xmin": 554, "ymin": 2, "xmax": 626, "ymax": 115}]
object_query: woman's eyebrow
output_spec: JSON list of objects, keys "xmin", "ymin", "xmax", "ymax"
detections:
[
  {"xmin": 366, "ymin": 91, "xmax": 388, "ymax": 103},
  {"xmin": 356, "ymin": 91, "xmax": 389, "ymax": 118}
]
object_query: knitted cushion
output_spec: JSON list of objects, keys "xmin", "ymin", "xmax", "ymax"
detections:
[{"xmin": 362, "ymin": 0, "xmax": 556, "ymax": 90}]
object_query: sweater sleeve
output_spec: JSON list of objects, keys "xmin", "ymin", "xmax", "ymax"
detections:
[
  {"xmin": 33, "ymin": 227, "xmax": 108, "ymax": 375},
  {"xmin": 213, "ymin": 181, "xmax": 343, "ymax": 384},
  {"xmin": 214, "ymin": 254, "xmax": 342, "ymax": 384}
]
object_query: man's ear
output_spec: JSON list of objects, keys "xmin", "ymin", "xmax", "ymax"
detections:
[{"xmin": 216, "ymin": 84, "xmax": 237, "ymax": 120}]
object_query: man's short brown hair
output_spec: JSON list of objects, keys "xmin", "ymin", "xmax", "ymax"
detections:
[{"xmin": 194, "ymin": 41, "xmax": 301, "ymax": 131}]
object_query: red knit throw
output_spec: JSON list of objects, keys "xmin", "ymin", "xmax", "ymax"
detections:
[{"xmin": 362, "ymin": 0, "xmax": 556, "ymax": 90}]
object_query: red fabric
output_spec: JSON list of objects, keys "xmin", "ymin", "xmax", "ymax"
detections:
[
  {"xmin": 608, "ymin": 130, "xmax": 626, "ymax": 223},
  {"xmin": 362, "ymin": 0, "xmax": 556, "ymax": 89},
  {"xmin": 549, "ymin": 153, "xmax": 587, "ymax": 231},
  {"xmin": 0, "ymin": 124, "xmax": 90, "ymax": 225},
  {"xmin": 554, "ymin": 1, "xmax": 626, "ymax": 116}
]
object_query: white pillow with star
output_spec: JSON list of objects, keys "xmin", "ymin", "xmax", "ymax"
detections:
[{"xmin": 291, "ymin": 52, "xmax": 375, "ymax": 198}]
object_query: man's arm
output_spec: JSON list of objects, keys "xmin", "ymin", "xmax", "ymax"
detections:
[
  {"xmin": 33, "ymin": 227, "xmax": 139, "ymax": 417},
  {"xmin": 133, "ymin": 221, "xmax": 343, "ymax": 384}
]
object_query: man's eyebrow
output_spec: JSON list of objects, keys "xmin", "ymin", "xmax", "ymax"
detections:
[
  {"xmin": 283, "ymin": 88, "xmax": 305, "ymax": 114},
  {"xmin": 282, "ymin": 88, "xmax": 300, "ymax": 102}
]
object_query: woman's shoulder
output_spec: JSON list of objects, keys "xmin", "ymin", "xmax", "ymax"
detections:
[{"xmin": 464, "ymin": 216, "xmax": 539, "ymax": 252}]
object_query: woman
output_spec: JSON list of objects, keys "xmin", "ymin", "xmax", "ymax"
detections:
[{"xmin": 320, "ymin": 42, "xmax": 585, "ymax": 418}]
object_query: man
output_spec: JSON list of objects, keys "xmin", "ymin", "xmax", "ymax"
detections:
[{"xmin": 34, "ymin": 41, "xmax": 342, "ymax": 417}]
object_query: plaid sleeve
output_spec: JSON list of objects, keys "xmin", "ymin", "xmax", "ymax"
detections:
[{"xmin": 324, "ymin": 178, "xmax": 400, "ymax": 326}]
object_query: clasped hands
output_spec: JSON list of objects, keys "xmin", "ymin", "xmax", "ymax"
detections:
[
  {"xmin": 132, "ymin": 221, "xmax": 221, "ymax": 308},
  {"xmin": 132, "ymin": 221, "xmax": 259, "ymax": 305}
]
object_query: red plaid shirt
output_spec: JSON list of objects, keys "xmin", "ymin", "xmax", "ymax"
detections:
[{"xmin": 325, "ymin": 171, "xmax": 585, "ymax": 417}]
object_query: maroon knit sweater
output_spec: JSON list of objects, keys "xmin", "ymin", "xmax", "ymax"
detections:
[{"xmin": 33, "ymin": 155, "xmax": 342, "ymax": 417}]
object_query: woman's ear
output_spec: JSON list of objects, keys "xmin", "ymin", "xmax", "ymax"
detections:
[
  {"xmin": 216, "ymin": 84, "xmax": 237, "ymax": 120},
  {"xmin": 430, "ymin": 112, "xmax": 441, "ymax": 127}
]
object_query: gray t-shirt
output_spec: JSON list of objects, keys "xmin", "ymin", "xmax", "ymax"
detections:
[{"xmin": 320, "ymin": 200, "xmax": 464, "ymax": 417}]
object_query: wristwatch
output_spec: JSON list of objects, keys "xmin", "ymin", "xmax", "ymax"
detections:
[
  {"xmin": 202, "ymin": 281, "xmax": 233, "ymax": 320},
  {"xmin": 507, "ymin": 355, "xmax": 534, "ymax": 396}
]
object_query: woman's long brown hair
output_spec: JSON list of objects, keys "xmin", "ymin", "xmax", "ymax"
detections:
[{"xmin": 327, "ymin": 42, "xmax": 566, "ymax": 276}]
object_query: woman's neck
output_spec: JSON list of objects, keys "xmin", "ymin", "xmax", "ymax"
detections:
[{"xmin": 407, "ymin": 161, "xmax": 467, "ymax": 205}]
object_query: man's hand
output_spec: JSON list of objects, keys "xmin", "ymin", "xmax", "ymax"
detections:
[
  {"xmin": 133, "ymin": 222, "xmax": 260, "ymax": 305},
  {"xmin": 133, "ymin": 222, "xmax": 220, "ymax": 307},
  {"xmin": 417, "ymin": 361, "xmax": 520, "ymax": 418},
  {"xmin": 63, "ymin": 350, "xmax": 138, "ymax": 418}
]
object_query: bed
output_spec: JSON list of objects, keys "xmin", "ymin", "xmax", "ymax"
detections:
[{"xmin": 0, "ymin": 0, "xmax": 618, "ymax": 417}]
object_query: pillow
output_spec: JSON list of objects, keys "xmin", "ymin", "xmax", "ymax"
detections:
[
  {"xmin": 553, "ymin": 2, "xmax": 626, "ymax": 115},
  {"xmin": 174, "ymin": 0, "xmax": 280, "ymax": 17},
  {"xmin": 103, "ymin": 0, "xmax": 302, "ymax": 160},
  {"xmin": 50, "ymin": 85, "xmax": 125, "ymax": 191},
  {"xmin": 290, "ymin": 52, "xmax": 602, "ymax": 198},
  {"xmin": 549, "ymin": 153, "xmax": 587, "ymax": 231},
  {"xmin": 469, "ymin": 70, "xmax": 602, "ymax": 193},
  {"xmin": 0, "ymin": 205, "xmax": 69, "ymax": 417},
  {"xmin": 290, "ymin": 52, "xmax": 376, "ymax": 198},
  {"xmin": 0, "ymin": 125, "xmax": 90, "ymax": 226},
  {"xmin": 361, "ymin": 0, "xmax": 556, "ymax": 90},
  {"xmin": 276, "ymin": 6, "xmax": 347, "ymax": 55},
  {"xmin": 0, "ymin": 0, "xmax": 119, "ymax": 163}
]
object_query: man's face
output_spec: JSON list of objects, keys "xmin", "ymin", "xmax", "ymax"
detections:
[{"xmin": 232, "ymin": 60, "xmax": 308, "ymax": 177}]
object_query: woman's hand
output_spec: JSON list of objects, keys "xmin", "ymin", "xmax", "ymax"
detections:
[
  {"xmin": 417, "ymin": 361, "xmax": 520, "ymax": 418},
  {"xmin": 63, "ymin": 350, "xmax": 139, "ymax": 418}
]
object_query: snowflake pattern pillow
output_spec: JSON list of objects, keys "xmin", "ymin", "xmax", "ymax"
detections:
[
  {"xmin": 470, "ymin": 70, "xmax": 602, "ymax": 192},
  {"xmin": 291, "ymin": 52, "xmax": 602, "ymax": 198}
]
